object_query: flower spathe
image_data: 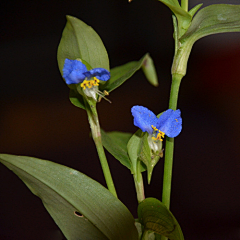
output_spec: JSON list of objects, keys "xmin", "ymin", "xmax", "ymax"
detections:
[
  {"xmin": 62, "ymin": 58, "xmax": 110, "ymax": 101},
  {"xmin": 131, "ymin": 105, "xmax": 182, "ymax": 152}
]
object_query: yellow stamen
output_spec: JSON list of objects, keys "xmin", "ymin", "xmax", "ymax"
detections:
[
  {"xmin": 104, "ymin": 90, "xmax": 109, "ymax": 96},
  {"xmin": 80, "ymin": 80, "xmax": 90, "ymax": 90},
  {"xmin": 93, "ymin": 77, "xmax": 100, "ymax": 86},
  {"xmin": 151, "ymin": 126, "xmax": 165, "ymax": 142},
  {"xmin": 151, "ymin": 125, "xmax": 158, "ymax": 131},
  {"xmin": 80, "ymin": 78, "xmax": 100, "ymax": 89}
]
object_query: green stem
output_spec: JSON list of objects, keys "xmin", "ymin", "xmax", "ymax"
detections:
[
  {"xmin": 162, "ymin": 74, "xmax": 182, "ymax": 208},
  {"xmin": 168, "ymin": 74, "xmax": 182, "ymax": 110},
  {"xmin": 161, "ymin": 9, "xmax": 188, "ymax": 240},
  {"xmin": 85, "ymin": 100, "xmax": 117, "ymax": 198},
  {"xmin": 133, "ymin": 160, "xmax": 145, "ymax": 203},
  {"xmin": 161, "ymin": 76, "xmax": 182, "ymax": 240},
  {"xmin": 181, "ymin": 0, "xmax": 188, "ymax": 12}
]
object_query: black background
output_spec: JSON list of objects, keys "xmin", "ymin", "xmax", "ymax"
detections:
[{"xmin": 0, "ymin": 0, "xmax": 240, "ymax": 239}]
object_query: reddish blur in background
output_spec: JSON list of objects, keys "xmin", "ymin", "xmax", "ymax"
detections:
[{"xmin": 0, "ymin": 0, "xmax": 240, "ymax": 239}]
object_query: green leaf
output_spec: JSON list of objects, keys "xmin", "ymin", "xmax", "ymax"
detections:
[
  {"xmin": 188, "ymin": 4, "xmax": 203, "ymax": 18},
  {"xmin": 101, "ymin": 130, "xmax": 146, "ymax": 173},
  {"xmin": 158, "ymin": 0, "xmax": 192, "ymax": 38},
  {"xmin": 181, "ymin": 4, "xmax": 240, "ymax": 43},
  {"xmin": 102, "ymin": 53, "xmax": 157, "ymax": 93},
  {"xmin": 158, "ymin": 0, "xmax": 180, "ymax": 8},
  {"xmin": 69, "ymin": 88, "xmax": 85, "ymax": 110},
  {"xmin": 138, "ymin": 198, "xmax": 184, "ymax": 240},
  {"xmin": 57, "ymin": 15, "xmax": 109, "ymax": 77},
  {"xmin": 172, "ymin": 4, "xmax": 240, "ymax": 76},
  {"xmin": 127, "ymin": 129, "xmax": 147, "ymax": 175},
  {"xmin": 141, "ymin": 54, "xmax": 158, "ymax": 87},
  {"xmin": 0, "ymin": 154, "xmax": 138, "ymax": 240},
  {"xmin": 101, "ymin": 130, "xmax": 132, "ymax": 171}
]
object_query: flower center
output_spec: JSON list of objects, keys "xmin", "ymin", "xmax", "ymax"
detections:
[
  {"xmin": 80, "ymin": 77, "xmax": 100, "ymax": 90},
  {"xmin": 151, "ymin": 125, "xmax": 165, "ymax": 142},
  {"xmin": 80, "ymin": 77, "xmax": 111, "ymax": 103}
]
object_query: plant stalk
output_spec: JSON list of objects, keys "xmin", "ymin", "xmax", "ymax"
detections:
[
  {"xmin": 162, "ymin": 73, "xmax": 182, "ymax": 208},
  {"xmin": 161, "ymin": 75, "xmax": 182, "ymax": 240},
  {"xmin": 161, "ymin": 7, "xmax": 190, "ymax": 240},
  {"xmin": 85, "ymin": 100, "xmax": 117, "ymax": 198}
]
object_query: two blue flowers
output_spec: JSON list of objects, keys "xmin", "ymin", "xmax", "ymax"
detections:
[{"xmin": 62, "ymin": 58, "xmax": 182, "ymax": 148}]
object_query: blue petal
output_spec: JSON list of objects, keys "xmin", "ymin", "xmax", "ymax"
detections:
[
  {"xmin": 84, "ymin": 68, "xmax": 110, "ymax": 81},
  {"xmin": 157, "ymin": 109, "xmax": 182, "ymax": 138},
  {"xmin": 63, "ymin": 59, "xmax": 87, "ymax": 84},
  {"xmin": 131, "ymin": 106, "xmax": 158, "ymax": 134}
]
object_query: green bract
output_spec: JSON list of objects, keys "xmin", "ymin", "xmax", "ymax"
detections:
[{"xmin": 138, "ymin": 198, "xmax": 184, "ymax": 240}]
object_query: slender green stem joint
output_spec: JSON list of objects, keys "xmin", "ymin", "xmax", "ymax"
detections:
[{"xmin": 85, "ymin": 101, "xmax": 117, "ymax": 198}]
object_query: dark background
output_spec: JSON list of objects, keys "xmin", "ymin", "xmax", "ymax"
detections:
[{"xmin": 1, "ymin": 0, "xmax": 240, "ymax": 239}]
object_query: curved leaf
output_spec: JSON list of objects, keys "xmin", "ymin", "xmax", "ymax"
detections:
[
  {"xmin": 0, "ymin": 154, "xmax": 138, "ymax": 240},
  {"xmin": 181, "ymin": 4, "xmax": 240, "ymax": 43},
  {"xmin": 57, "ymin": 15, "xmax": 110, "ymax": 77},
  {"xmin": 103, "ymin": 54, "xmax": 157, "ymax": 93},
  {"xmin": 138, "ymin": 198, "xmax": 184, "ymax": 240}
]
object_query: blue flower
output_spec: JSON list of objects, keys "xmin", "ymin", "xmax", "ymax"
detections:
[
  {"xmin": 63, "ymin": 59, "xmax": 110, "ymax": 84},
  {"xmin": 62, "ymin": 59, "xmax": 111, "ymax": 102},
  {"xmin": 131, "ymin": 105, "xmax": 182, "ymax": 142}
]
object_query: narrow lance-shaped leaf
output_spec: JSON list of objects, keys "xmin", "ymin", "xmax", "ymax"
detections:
[
  {"xmin": 102, "ymin": 53, "xmax": 158, "ymax": 93},
  {"xmin": 0, "ymin": 154, "xmax": 138, "ymax": 240},
  {"xmin": 138, "ymin": 198, "xmax": 184, "ymax": 240}
]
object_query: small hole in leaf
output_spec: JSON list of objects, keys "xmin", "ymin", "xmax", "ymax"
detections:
[{"xmin": 74, "ymin": 211, "xmax": 83, "ymax": 217}]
